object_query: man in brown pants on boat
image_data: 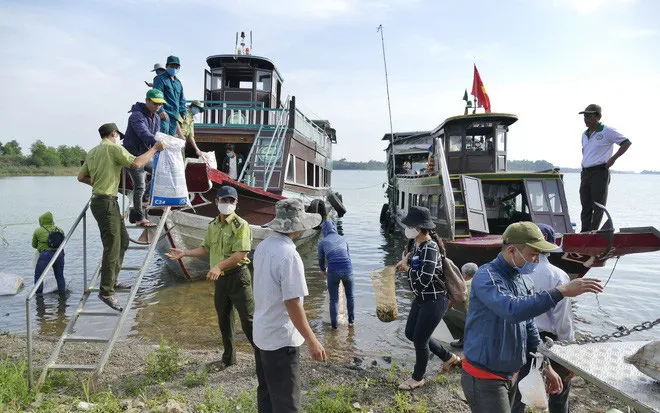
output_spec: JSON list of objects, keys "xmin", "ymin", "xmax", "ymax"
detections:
[
  {"xmin": 166, "ymin": 185, "xmax": 255, "ymax": 368},
  {"xmin": 78, "ymin": 123, "xmax": 164, "ymax": 311},
  {"xmin": 579, "ymin": 104, "xmax": 631, "ymax": 232}
]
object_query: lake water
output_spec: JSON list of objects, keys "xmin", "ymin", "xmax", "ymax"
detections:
[{"xmin": 0, "ymin": 171, "xmax": 659, "ymax": 361}]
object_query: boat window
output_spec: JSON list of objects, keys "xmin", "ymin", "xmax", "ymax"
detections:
[
  {"xmin": 429, "ymin": 195, "xmax": 439, "ymax": 218},
  {"xmin": 306, "ymin": 162, "xmax": 315, "ymax": 186},
  {"xmin": 497, "ymin": 131, "xmax": 506, "ymax": 151},
  {"xmin": 527, "ymin": 181, "xmax": 550, "ymax": 212},
  {"xmin": 400, "ymin": 191, "xmax": 406, "ymax": 209},
  {"xmin": 449, "ymin": 136, "xmax": 462, "ymax": 152},
  {"xmin": 465, "ymin": 135, "xmax": 485, "ymax": 152},
  {"xmin": 225, "ymin": 69, "xmax": 254, "ymax": 89},
  {"xmin": 314, "ymin": 165, "xmax": 320, "ymax": 187},
  {"xmin": 545, "ymin": 180, "xmax": 563, "ymax": 213},
  {"xmin": 207, "ymin": 70, "xmax": 223, "ymax": 91},
  {"xmin": 256, "ymin": 70, "xmax": 272, "ymax": 92},
  {"xmin": 419, "ymin": 195, "xmax": 427, "ymax": 208},
  {"xmin": 286, "ymin": 155, "xmax": 295, "ymax": 181}
]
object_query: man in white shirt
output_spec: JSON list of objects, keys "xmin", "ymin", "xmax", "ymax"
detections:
[
  {"xmin": 512, "ymin": 223, "xmax": 574, "ymax": 413},
  {"xmin": 253, "ymin": 198, "xmax": 327, "ymax": 412},
  {"xmin": 578, "ymin": 104, "xmax": 631, "ymax": 232},
  {"xmin": 222, "ymin": 143, "xmax": 244, "ymax": 180}
]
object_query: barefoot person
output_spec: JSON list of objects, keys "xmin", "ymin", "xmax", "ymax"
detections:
[
  {"xmin": 78, "ymin": 123, "xmax": 164, "ymax": 311},
  {"xmin": 166, "ymin": 186, "xmax": 255, "ymax": 368},
  {"xmin": 396, "ymin": 206, "xmax": 461, "ymax": 390}
]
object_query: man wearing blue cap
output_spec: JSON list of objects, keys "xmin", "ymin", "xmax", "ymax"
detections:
[
  {"xmin": 153, "ymin": 55, "xmax": 187, "ymax": 136},
  {"xmin": 166, "ymin": 185, "xmax": 255, "ymax": 367}
]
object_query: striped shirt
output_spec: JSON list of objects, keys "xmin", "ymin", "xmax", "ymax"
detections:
[{"xmin": 407, "ymin": 240, "xmax": 446, "ymax": 300}]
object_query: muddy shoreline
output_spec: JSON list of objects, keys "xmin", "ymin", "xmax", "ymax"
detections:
[{"xmin": 0, "ymin": 333, "xmax": 637, "ymax": 412}]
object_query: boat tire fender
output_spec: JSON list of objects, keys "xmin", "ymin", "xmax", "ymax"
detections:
[
  {"xmin": 328, "ymin": 192, "xmax": 347, "ymax": 218},
  {"xmin": 306, "ymin": 199, "xmax": 327, "ymax": 229},
  {"xmin": 379, "ymin": 204, "xmax": 390, "ymax": 225}
]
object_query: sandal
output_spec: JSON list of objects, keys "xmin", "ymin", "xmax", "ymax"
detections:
[
  {"xmin": 441, "ymin": 353, "xmax": 462, "ymax": 372},
  {"xmin": 398, "ymin": 378, "xmax": 425, "ymax": 390}
]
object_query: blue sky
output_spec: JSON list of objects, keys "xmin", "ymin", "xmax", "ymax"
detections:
[{"xmin": 1, "ymin": 0, "xmax": 658, "ymax": 171}]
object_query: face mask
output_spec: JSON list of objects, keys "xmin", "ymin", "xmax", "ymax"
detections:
[
  {"xmin": 404, "ymin": 227, "xmax": 420, "ymax": 239},
  {"xmin": 217, "ymin": 203, "xmax": 236, "ymax": 215},
  {"xmin": 166, "ymin": 67, "xmax": 179, "ymax": 77},
  {"xmin": 513, "ymin": 248, "xmax": 538, "ymax": 274},
  {"xmin": 191, "ymin": 107, "xmax": 201, "ymax": 115},
  {"xmin": 226, "ymin": 152, "xmax": 234, "ymax": 158}
]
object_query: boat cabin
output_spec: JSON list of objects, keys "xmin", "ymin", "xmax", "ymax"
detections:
[{"xmin": 383, "ymin": 113, "xmax": 574, "ymax": 240}]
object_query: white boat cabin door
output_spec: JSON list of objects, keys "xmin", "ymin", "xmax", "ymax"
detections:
[
  {"xmin": 434, "ymin": 138, "xmax": 456, "ymax": 240},
  {"xmin": 523, "ymin": 179, "xmax": 573, "ymax": 233},
  {"xmin": 461, "ymin": 176, "xmax": 490, "ymax": 234}
]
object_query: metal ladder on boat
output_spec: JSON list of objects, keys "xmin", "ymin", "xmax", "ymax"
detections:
[
  {"xmin": 450, "ymin": 175, "xmax": 471, "ymax": 238},
  {"xmin": 26, "ymin": 195, "xmax": 172, "ymax": 389},
  {"xmin": 238, "ymin": 97, "xmax": 290, "ymax": 190}
]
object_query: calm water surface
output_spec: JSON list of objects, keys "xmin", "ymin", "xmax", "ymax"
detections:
[{"xmin": 0, "ymin": 171, "xmax": 659, "ymax": 360}]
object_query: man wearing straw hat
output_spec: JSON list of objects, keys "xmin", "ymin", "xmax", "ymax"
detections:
[{"xmin": 253, "ymin": 198, "xmax": 327, "ymax": 412}]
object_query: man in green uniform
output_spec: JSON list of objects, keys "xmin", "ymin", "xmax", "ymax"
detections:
[
  {"xmin": 78, "ymin": 123, "xmax": 165, "ymax": 311},
  {"xmin": 176, "ymin": 100, "xmax": 206, "ymax": 159},
  {"xmin": 166, "ymin": 185, "xmax": 254, "ymax": 367}
]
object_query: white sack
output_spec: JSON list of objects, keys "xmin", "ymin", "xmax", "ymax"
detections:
[{"xmin": 150, "ymin": 133, "xmax": 190, "ymax": 207}]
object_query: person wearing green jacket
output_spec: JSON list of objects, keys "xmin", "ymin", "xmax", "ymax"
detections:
[{"xmin": 32, "ymin": 212, "xmax": 66, "ymax": 294}]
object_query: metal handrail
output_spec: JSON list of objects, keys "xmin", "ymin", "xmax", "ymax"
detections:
[
  {"xmin": 262, "ymin": 99, "xmax": 291, "ymax": 190},
  {"xmin": 26, "ymin": 197, "xmax": 91, "ymax": 388}
]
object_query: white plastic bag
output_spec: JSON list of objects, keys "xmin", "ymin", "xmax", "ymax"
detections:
[
  {"xmin": 150, "ymin": 132, "xmax": 190, "ymax": 207},
  {"xmin": 0, "ymin": 272, "xmax": 24, "ymax": 295},
  {"xmin": 518, "ymin": 358, "xmax": 548, "ymax": 411}
]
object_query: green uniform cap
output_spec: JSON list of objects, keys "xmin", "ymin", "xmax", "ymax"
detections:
[
  {"xmin": 166, "ymin": 55, "xmax": 180, "ymax": 65},
  {"xmin": 98, "ymin": 123, "xmax": 123, "ymax": 139},
  {"xmin": 579, "ymin": 104, "xmax": 602, "ymax": 115},
  {"xmin": 146, "ymin": 88, "xmax": 167, "ymax": 104},
  {"xmin": 502, "ymin": 221, "xmax": 559, "ymax": 252}
]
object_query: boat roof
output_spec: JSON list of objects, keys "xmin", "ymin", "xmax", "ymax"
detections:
[
  {"xmin": 381, "ymin": 131, "xmax": 431, "ymax": 142},
  {"xmin": 431, "ymin": 112, "xmax": 518, "ymax": 134},
  {"xmin": 205, "ymin": 54, "xmax": 284, "ymax": 81}
]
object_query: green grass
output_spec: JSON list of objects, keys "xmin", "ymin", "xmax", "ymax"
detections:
[
  {"xmin": 183, "ymin": 368, "xmax": 209, "ymax": 388},
  {"xmin": 0, "ymin": 165, "xmax": 79, "ymax": 177},
  {"xmin": 0, "ymin": 357, "xmax": 34, "ymax": 411},
  {"xmin": 305, "ymin": 384, "xmax": 356, "ymax": 413},
  {"xmin": 386, "ymin": 392, "xmax": 430, "ymax": 413},
  {"xmin": 145, "ymin": 338, "xmax": 181, "ymax": 382},
  {"xmin": 196, "ymin": 388, "xmax": 257, "ymax": 413}
]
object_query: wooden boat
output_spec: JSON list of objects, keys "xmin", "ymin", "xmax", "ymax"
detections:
[
  {"xmin": 380, "ymin": 112, "xmax": 660, "ymax": 279},
  {"xmin": 130, "ymin": 33, "xmax": 346, "ymax": 279}
]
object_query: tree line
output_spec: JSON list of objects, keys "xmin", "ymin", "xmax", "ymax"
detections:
[{"xmin": 0, "ymin": 140, "xmax": 87, "ymax": 168}]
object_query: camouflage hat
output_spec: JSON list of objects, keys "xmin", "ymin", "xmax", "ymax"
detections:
[
  {"xmin": 190, "ymin": 100, "xmax": 206, "ymax": 110},
  {"xmin": 266, "ymin": 198, "xmax": 322, "ymax": 233}
]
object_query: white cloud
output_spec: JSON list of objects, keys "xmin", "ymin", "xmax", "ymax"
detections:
[
  {"xmin": 551, "ymin": 0, "xmax": 635, "ymax": 14},
  {"xmin": 611, "ymin": 28, "xmax": 659, "ymax": 39}
]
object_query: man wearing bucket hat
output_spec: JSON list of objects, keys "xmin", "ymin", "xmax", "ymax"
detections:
[
  {"xmin": 166, "ymin": 185, "xmax": 255, "ymax": 368},
  {"xmin": 144, "ymin": 63, "xmax": 166, "ymax": 87},
  {"xmin": 253, "ymin": 198, "xmax": 326, "ymax": 412},
  {"xmin": 123, "ymin": 89, "xmax": 167, "ymax": 227},
  {"xmin": 460, "ymin": 221, "xmax": 603, "ymax": 413},
  {"xmin": 512, "ymin": 223, "xmax": 575, "ymax": 413},
  {"xmin": 177, "ymin": 100, "xmax": 206, "ymax": 159},
  {"xmin": 578, "ymin": 104, "xmax": 631, "ymax": 232},
  {"xmin": 153, "ymin": 55, "xmax": 187, "ymax": 136},
  {"xmin": 78, "ymin": 123, "xmax": 165, "ymax": 311}
]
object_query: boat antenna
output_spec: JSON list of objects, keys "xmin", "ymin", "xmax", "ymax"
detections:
[
  {"xmin": 250, "ymin": 30, "xmax": 253, "ymax": 53},
  {"xmin": 235, "ymin": 32, "xmax": 239, "ymax": 54},
  {"xmin": 377, "ymin": 24, "xmax": 397, "ymax": 201}
]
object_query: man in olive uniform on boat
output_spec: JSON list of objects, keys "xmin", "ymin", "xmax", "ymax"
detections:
[
  {"xmin": 579, "ymin": 104, "xmax": 631, "ymax": 232},
  {"xmin": 166, "ymin": 185, "xmax": 255, "ymax": 367},
  {"xmin": 78, "ymin": 123, "xmax": 165, "ymax": 311}
]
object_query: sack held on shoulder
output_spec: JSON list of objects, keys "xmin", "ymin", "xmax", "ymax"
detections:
[{"xmin": 440, "ymin": 256, "xmax": 467, "ymax": 302}]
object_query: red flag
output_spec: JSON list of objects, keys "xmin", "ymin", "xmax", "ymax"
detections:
[{"xmin": 471, "ymin": 64, "xmax": 491, "ymax": 113}]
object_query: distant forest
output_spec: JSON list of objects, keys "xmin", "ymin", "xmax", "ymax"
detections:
[{"xmin": 333, "ymin": 158, "xmax": 641, "ymax": 174}]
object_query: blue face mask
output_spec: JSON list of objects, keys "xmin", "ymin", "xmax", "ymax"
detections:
[
  {"xmin": 514, "ymin": 248, "xmax": 538, "ymax": 274},
  {"xmin": 226, "ymin": 152, "xmax": 234, "ymax": 158},
  {"xmin": 191, "ymin": 107, "xmax": 201, "ymax": 115},
  {"xmin": 166, "ymin": 67, "xmax": 179, "ymax": 77}
]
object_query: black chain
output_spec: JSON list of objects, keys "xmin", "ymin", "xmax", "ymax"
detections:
[{"xmin": 547, "ymin": 318, "xmax": 660, "ymax": 346}]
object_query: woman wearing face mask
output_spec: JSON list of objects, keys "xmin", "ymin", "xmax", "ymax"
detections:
[{"xmin": 395, "ymin": 206, "xmax": 461, "ymax": 390}]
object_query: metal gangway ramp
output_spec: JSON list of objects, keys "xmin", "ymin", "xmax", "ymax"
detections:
[{"xmin": 25, "ymin": 195, "xmax": 172, "ymax": 389}]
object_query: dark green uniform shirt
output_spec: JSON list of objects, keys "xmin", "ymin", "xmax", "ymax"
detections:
[{"xmin": 202, "ymin": 213, "xmax": 252, "ymax": 269}]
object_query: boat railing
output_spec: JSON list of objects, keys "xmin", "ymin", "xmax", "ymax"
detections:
[
  {"xmin": 25, "ymin": 198, "xmax": 91, "ymax": 388},
  {"xmin": 191, "ymin": 99, "xmax": 331, "ymax": 149}
]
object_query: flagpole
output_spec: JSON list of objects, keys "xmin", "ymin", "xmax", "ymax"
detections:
[{"xmin": 377, "ymin": 24, "xmax": 397, "ymax": 203}]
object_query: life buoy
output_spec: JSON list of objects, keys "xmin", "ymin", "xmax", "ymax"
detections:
[
  {"xmin": 306, "ymin": 199, "xmax": 327, "ymax": 227},
  {"xmin": 327, "ymin": 192, "xmax": 347, "ymax": 218},
  {"xmin": 379, "ymin": 204, "xmax": 390, "ymax": 225}
]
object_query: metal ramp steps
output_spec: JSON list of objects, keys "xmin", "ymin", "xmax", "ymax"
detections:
[
  {"xmin": 30, "ymin": 206, "xmax": 172, "ymax": 388},
  {"xmin": 450, "ymin": 176, "xmax": 471, "ymax": 238}
]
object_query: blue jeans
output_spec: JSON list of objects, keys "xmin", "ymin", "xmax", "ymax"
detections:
[
  {"xmin": 405, "ymin": 296, "xmax": 451, "ymax": 381},
  {"xmin": 34, "ymin": 250, "xmax": 65, "ymax": 294},
  {"xmin": 326, "ymin": 269, "xmax": 355, "ymax": 328}
]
